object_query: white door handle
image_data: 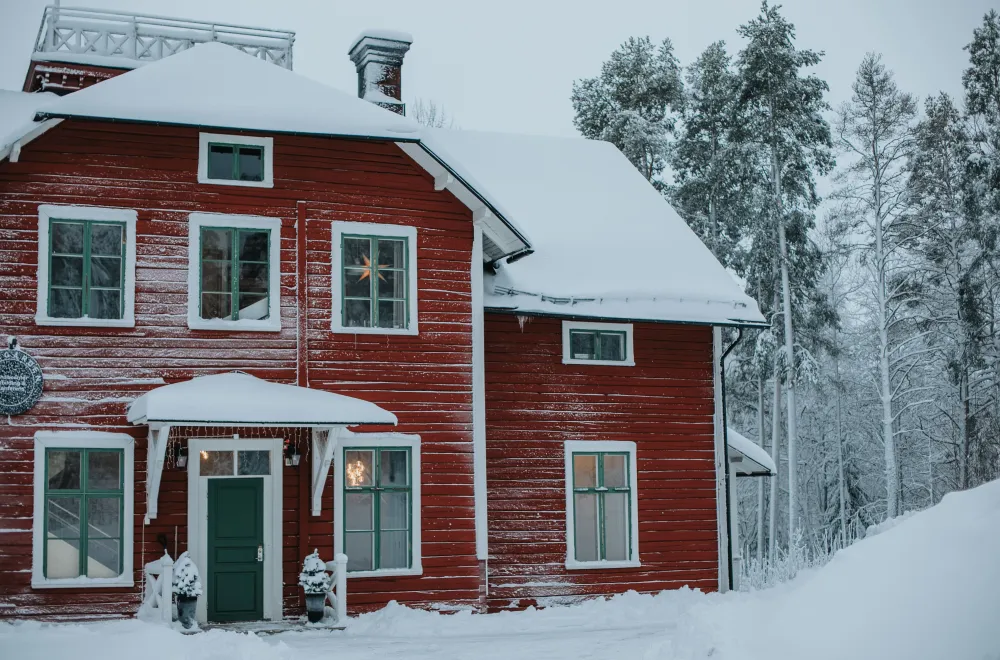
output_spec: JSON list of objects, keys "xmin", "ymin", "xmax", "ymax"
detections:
[{"xmin": 257, "ymin": 545, "xmax": 263, "ymax": 562}]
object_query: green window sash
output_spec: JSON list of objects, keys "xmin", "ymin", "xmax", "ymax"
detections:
[
  {"xmin": 341, "ymin": 234, "xmax": 409, "ymax": 330},
  {"xmin": 48, "ymin": 219, "xmax": 126, "ymax": 320},
  {"xmin": 343, "ymin": 447, "xmax": 412, "ymax": 572},
  {"xmin": 206, "ymin": 142, "xmax": 265, "ymax": 182},
  {"xmin": 571, "ymin": 452, "xmax": 632, "ymax": 562},
  {"xmin": 199, "ymin": 227, "xmax": 271, "ymax": 321},
  {"xmin": 43, "ymin": 448, "xmax": 125, "ymax": 580},
  {"xmin": 568, "ymin": 329, "xmax": 628, "ymax": 361}
]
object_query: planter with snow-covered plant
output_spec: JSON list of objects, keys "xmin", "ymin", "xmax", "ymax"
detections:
[
  {"xmin": 299, "ymin": 549, "xmax": 331, "ymax": 623},
  {"xmin": 172, "ymin": 551, "xmax": 202, "ymax": 630}
]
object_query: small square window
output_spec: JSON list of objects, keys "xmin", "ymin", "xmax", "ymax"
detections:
[
  {"xmin": 198, "ymin": 133, "xmax": 273, "ymax": 188},
  {"xmin": 562, "ymin": 322, "xmax": 634, "ymax": 366}
]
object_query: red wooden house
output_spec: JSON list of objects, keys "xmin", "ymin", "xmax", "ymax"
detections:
[{"xmin": 0, "ymin": 7, "xmax": 766, "ymax": 624}]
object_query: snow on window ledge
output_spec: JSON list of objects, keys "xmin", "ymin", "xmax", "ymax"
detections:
[
  {"xmin": 564, "ymin": 559, "xmax": 642, "ymax": 571},
  {"xmin": 186, "ymin": 212, "xmax": 282, "ymax": 332},
  {"xmin": 35, "ymin": 205, "xmax": 138, "ymax": 329},
  {"xmin": 345, "ymin": 566, "xmax": 424, "ymax": 579}
]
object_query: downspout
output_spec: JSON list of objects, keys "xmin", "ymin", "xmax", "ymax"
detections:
[{"xmin": 720, "ymin": 327, "xmax": 743, "ymax": 591}]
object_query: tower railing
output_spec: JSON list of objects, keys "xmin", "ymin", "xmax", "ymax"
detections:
[{"xmin": 33, "ymin": 5, "xmax": 295, "ymax": 69}]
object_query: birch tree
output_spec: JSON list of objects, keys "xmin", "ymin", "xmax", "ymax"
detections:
[{"xmin": 833, "ymin": 54, "xmax": 917, "ymax": 518}]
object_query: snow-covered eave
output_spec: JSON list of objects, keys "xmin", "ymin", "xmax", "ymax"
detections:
[
  {"xmin": 32, "ymin": 112, "xmax": 423, "ymax": 144},
  {"xmin": 30, "ymin": 51, "xmax": 145, "ymax": 71},
  {"xmin": 0, "ymin": 118, "xmax": 63, "ymax": 163},
  {"xmin": 131, "ymin": 417, "xmax": 396, "ymax": 427},
  {"xmin": 484, "ymin": 304, "xmax": 769, "ymax": 329},
  {"xmin": 396, "ymin": 141, "xmax": 531, "ymax": 259},
  {"xmin": 727, "ymin": 427, "xmax": 776, "ymax": 476}
]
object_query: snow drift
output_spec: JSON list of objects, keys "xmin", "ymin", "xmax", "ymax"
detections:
[{"xmin": 1, "ymin": 479, "xmax": 997, "ymax": 660}]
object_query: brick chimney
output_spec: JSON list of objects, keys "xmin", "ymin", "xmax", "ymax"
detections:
[{"xmin": 348, "ymin": 30, "xmax": 412, "ymax": 115}]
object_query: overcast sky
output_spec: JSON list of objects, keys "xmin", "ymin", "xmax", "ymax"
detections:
[{"xmin": 0, "ymin": 0, "xmax": 994, "ymax": 138}]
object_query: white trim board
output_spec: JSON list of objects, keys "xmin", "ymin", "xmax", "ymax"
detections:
[
  {"xmin": 330, "ymin": 220, "xmax": 419, "ymax": 336},
  {"xmin": 186, "ymin": 212, "xmax": 283, "ymax": 332},
  {"xmin": 471, "ymin": 223, "xmax": 488, "ymax": 560},
  {"xmin": 563, "ymin": 439, "xmax": 640, "ymax": 571},
  {"xmin": 186, "ymin": 437, "xmax": 284, "ymax": 623},
  {"xmin": 35, "ymin": 205, "xmax": 138, "ymax": 328},
  {"xmin": 333, "ymin": 432, "xmax": 423, "ymax": 578},
  {"xmin": 561, "ymin": 321, "xmax": 635, "ymax": 367},
  {"xmin": 31, "ymin": 430, "xmax": 136, "ymax": 589},
  {"xmin": 197, "ymin": 132, "xmax": 274, "ymax": 188}
]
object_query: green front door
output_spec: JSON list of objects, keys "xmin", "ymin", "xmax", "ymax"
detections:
[{"xmin": 207, "ymin": 478, "xmax": 264, "ymax": 622}]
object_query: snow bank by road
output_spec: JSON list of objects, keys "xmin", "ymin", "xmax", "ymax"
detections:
[{"xmin": 2, "ymin": 479, "xmax": 998, "ymax": 660}]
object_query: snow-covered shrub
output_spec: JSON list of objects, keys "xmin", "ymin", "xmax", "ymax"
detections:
[
  {"xmin": 172, "ymin": 551, "xmax": 203, "ymax": 598},
  {"xmin": 299, "ymin": 549, "xmax": 331, "ymax": 594},
  {"xmin": 740, "ymin": 530, "xmax": 830, "ymax": 591}
]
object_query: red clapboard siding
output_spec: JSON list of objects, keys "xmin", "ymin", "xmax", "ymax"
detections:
[
  {"xmin": 484, "ymin": 313, "xmax": 719, "ymax": 609},
  {"xmin": 0, "ymin": 118, "xmax": 478, "ymax": 619}
]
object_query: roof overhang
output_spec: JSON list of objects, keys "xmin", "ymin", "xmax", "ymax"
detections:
[
  {"xmin": 728, "ymin": 428, "xmax": 776, "ymax": 477},
  {"xmin": 126, "ymin": 372, "xmax": 397, "ymax": 427}
]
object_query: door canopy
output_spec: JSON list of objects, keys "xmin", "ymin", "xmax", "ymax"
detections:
[{"xmin": 127, "ymin": 371, "xmax": 397, "ymax": 427}]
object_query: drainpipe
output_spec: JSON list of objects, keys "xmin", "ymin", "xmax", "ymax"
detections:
[{"xmin": 720, "ymin": 327, "xmax": 743, "ymax": 592}]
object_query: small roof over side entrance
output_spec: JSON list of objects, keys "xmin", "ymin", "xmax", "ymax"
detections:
[
  {"xmin": 126, "ymin": 372, "xmax": 397, "ymax": 427},
  {"xmin": 728, "ymin": 427, "xmax": 776, "ymax": 477}
]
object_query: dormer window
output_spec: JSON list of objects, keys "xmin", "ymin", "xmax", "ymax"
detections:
[
  {"xmin": 198, "ymin": 133, "xmax": 273, "ymax": 188},
  {"xmin": 562, "ymin": 321, "xmax": 635, "ymax": 366}
]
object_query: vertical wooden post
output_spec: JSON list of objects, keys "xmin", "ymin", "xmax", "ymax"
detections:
[
  {"xmin": 334, "ymin": 553, "xmax": 347, "ymax": 622},
  {"xmin": 160, "ymin": 552, "xmax": 174, "ymax": 624}
]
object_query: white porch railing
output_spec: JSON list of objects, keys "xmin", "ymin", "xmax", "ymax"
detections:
[
  {"xmin": 138, "ymin": 551, "xmax": 174, "ymax": 624},
  {"xmin": 324, "ymin": 553, "xmax": 348, "ymax": 624},
  {"xmin": 33, "ymin": 5, "xmax": 295, "ymax": 69}
]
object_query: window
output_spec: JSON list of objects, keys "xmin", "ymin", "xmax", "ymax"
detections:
[
  {"xmin": 331, "ymin": 221, "xmax": 418, "ymax": 335},
  {"xmin": 187, "ymin": 213, "xmax": 282, "ymax": 331},
  {"xmin": 562, "ymin": 321, "xmax": 635, "ymax": 366},
  {"xmin": 32, "ymin": 431, "xmax": 134, "ymax": 588},
  {"xmin": 335, "ymin": 434, "xmax": 422, "ymax": 577},
  {"xmin": 35, "ymin": 205, "xmax": 137, "ymax": 328},
  {"xmin": 564, "ymin": 440, "xmax": 639, "ymax": 570},
  {"xmin": 198, "ymin": 133, "xmax": 273, "ymax": 188},
  {"xmin": 198, "ymin": 449, "xmax": 271, "ymax": 476}
]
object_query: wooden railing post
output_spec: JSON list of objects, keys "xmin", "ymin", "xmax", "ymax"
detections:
[
  {"xmin": 159, "ymin": 552, "xmax": 174, "ymax": 623},
  {"xmin": 334, "ymin": 553, "xmax": 347, "ymax": 623}
]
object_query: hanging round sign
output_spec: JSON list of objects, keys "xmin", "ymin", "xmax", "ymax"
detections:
[{"xmin": 0, "ymin": 346, "xmax": 44, "ymax": 416}]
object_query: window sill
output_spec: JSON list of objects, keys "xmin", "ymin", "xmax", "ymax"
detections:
[
  {"xmin": 564, "ymin": 559, "xmax": 641, "ymax": 571},
  {"xmin": 331, "ymin": 325, "xmax": 419, "ymax": 336},
  {"xmin": 562, "ymin": 358, "xmax": 636, "ymax": 367},
  {"xmin": 32, "ymin": 577, "xmax": 134, "ymax": 589},
  {"xmin": 196, "ymin": 175, "xmax": 274, "ymax": 188},
  {"xmin": 35, "ymin": 315, "xmax": 135, "ymax": 328},
  {"xmin": 346, "ymin": 565, "xmax": 423, "ymax": 579},
  {"xmin": 188, "ymin": 317, "xmax": 281, "ymax": 332}
]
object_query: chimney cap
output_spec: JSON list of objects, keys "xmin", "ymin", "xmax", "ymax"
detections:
[{"xmin": 348, "ymin": 29, "xmax": 413, "ymax": 55}]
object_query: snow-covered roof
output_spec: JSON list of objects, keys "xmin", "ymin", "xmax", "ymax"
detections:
[
  {"xmin": 727, "ymin": 428, "xmax": 775, "ymax": 476},
  {"xmin": 126, "ymin": 372, "xmax": 397, "ymax": 426},
  {"xmin": 0, "ymin": 90, "xmax": 57, "ymax": 153},
  {"xmin": 35, "ymin": 41, "xmax": 420, "ymax": 140},
  {"xmin": 350, "ymin": 29, "xmax": 414, "ymax": 49},
  {"xmin": 424, "ymin": 129, "xmax": 765, "ymax": 326}
]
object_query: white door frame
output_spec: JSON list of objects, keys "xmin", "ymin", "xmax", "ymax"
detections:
[{"xmin": 187, "ymin": 437, "xmax": 284, "ymax": 623}]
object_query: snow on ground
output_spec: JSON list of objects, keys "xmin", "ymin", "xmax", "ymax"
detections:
[{"xmin": 2, "ymin": 479, "xmax": 999, "ymax": 660}]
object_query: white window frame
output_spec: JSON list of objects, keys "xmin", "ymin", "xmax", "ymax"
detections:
[
  {"xmin": 32, "ymin": 431, "xmax": 135, "ymax": 588},
  {"xmin": 197, "ymin": 132, "xmax": 274, "ymax": 188},
  {"xmin": 330, "ymin": 221, "xmax": 419, "ymax": 336},
  {"xmin": 187, "ymin": 212, "xmax": 282, "ymax": 332},
  {"xmin": 564, "ymin": 439, "xmax": 640, "ymax": 570},
  {"xmin": 334, "ymin": 433, "xmax": 422, "ymax": 578},
  {"xmin": 562, "ymin": 321, "xmax": 635, "ymax": 366},
  {"xmin": 35, "ymin": 205, "xmax": 138, "ymax": 328}
]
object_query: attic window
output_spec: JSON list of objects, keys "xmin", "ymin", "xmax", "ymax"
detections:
[
  {"xmin": 562, "ymin": 321, "xmax": 635, "ymax": 366},
  {"xmin": 198, "ymin": 133, "xmax": 273, "ymax": 188}
]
